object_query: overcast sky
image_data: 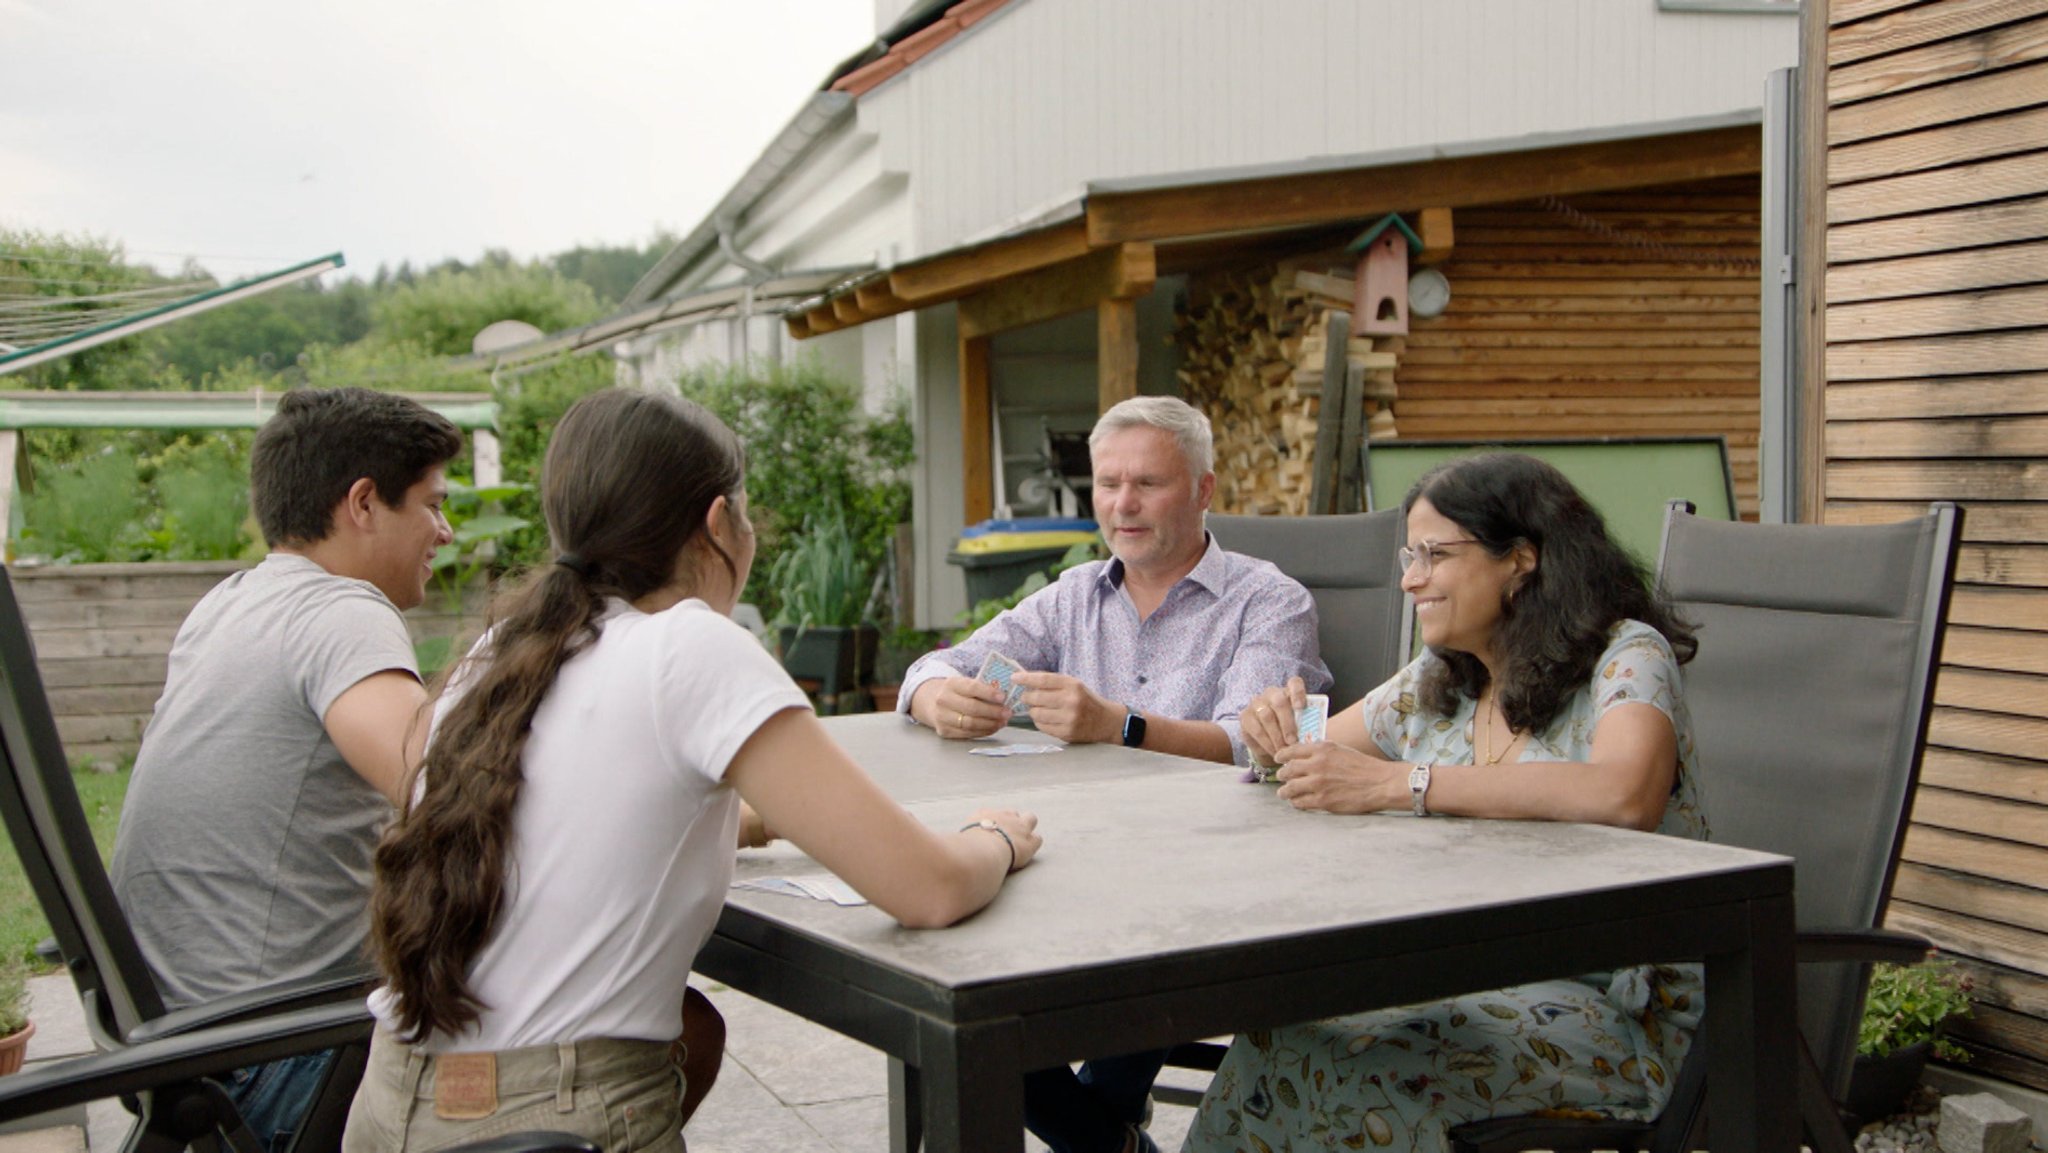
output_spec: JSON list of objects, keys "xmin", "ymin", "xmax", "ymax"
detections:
[{"xmin": 0, "ymin": 0, "xmax": 875, "ymax": 281}]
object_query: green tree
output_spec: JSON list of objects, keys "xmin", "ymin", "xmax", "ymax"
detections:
[
  {"xmin": 677, "ymin": 359, "xmax": 911, "ymax": 622},
  {"xmin": 371, "ymin": 261, "xmax": 602, "ymax": 357},
  {"xmin": 548, "ymin": 233, "xmax": 675, "ymax": 305},
  {"xmin": 0, "ymin": 228, "xmax": 175, "ymax": 391}
]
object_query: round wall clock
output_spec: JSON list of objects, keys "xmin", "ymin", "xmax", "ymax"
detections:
[{"xmin": 1407, "ymin": 268, "xmax": 1451, "ymax": 318}]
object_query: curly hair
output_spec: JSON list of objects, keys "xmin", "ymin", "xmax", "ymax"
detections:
[
  {"xmin": 368, "ymin": 388, "xmax": 745, "ymax": 1042},
  {"xmin": 1404, "ymin": 452, "xmax": 1696, "ymax": 733}
]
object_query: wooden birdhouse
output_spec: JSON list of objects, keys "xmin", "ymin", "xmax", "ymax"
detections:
[{"xmin": 1347, "ymin": 214, "xmax": 1424, "ymax": 336}]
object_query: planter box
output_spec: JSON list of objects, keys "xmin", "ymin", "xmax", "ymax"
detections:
[
  {"xmin": 1847, "ymin": 1040, "xmax": 1930, "ymax": 1124},
  {"xmin": 779, "ymin": 625, "xmax": 878, "ymax": 713}
]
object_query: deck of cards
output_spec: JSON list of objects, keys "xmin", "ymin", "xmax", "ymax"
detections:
[
  {"xmin": 1247, "ymin": 693, "xmax": 1329, "ymax": 783},
  {"xmin": 1294, "ymin": 693, "xmax": 1329, "ymax": 743},
  {"xmin": 978, "ymin": 651, "xmax": 1029, "ymax": 715}
]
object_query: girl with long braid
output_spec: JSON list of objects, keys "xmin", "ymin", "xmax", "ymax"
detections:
[{"xmin": 345, "ymin": 389, "xmax": 1039, "ymax": 1152}]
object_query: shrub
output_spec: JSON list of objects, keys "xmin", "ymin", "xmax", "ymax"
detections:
[
  {"xmin": 1860, "ymin": 959, "xmax": 1973, "ymax": 1061},
  {"xmin": 677, "ymin": 360, "xmax": 910, "ymax": 624}
]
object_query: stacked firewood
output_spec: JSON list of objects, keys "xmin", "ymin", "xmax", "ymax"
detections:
[{"xmin": 1173, "ymin": 261, "xmax": 1401, "ymax": 515}]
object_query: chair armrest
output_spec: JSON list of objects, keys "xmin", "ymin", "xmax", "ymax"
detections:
[
  {"xmin": 128, "ymin": 966, "xmax": 377, "ymax": 1043},
  {"xmin": 448, "ymin": 1135, "xmax": 601, "ymax": 1153},
  {"xmin": 1796, "ymin": 929, "xmax": 1931, "ymax": 967},
  {"xmin": 0, "ymin": 999, "xmax": 372, "ymax": 1123}
]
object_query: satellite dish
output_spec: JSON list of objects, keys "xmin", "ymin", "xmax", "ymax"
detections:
[{"xmin": 472, "ymin": 319, "xmax": 544, "ymax": 356}]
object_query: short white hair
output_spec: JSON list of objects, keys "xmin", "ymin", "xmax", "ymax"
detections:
[{"xmin": 1089, "ymin": 396, "xmax": 1214, "ymax": 479}]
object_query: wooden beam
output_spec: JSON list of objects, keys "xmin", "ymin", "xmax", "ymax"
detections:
[
  {"xmin": 1800, "ymin": 0, "xmax": 1830, "ymax": 523},
  {"xmin": 890, "ymin": 219, "xmax": 1093, "ymax": 305},
  {"xmin": 1416, "ymin": 206, "xmax": 1455, "ymax": 265},
  {"xmin": 961, "ymin": 333, "xmax": 994, "ymax": 523},
  {"xmin": 854, "ymin": 280, "xmax": 906, "ymax": 315},
  {"xmin": 831, "ymin": 294, "xmax": 867, "ymax": 324},
  {"xmin": 784, "ymin": 313, "xmax": 814, "ymax": 340},
  {"xmin": 1084, "ymin": 125, "xmax": 1762, "ymax": 245},
  {"xmin": 1097, "ymin": 297, "xmax": 1138, "ymax": 412},
  {"xmin": 958, "ymin": 243, "xmax": 1156, "ymax": 340}
]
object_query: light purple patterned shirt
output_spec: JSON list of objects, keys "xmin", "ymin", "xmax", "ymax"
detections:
[{"xmin": 899, "ymin": 534, "xmax": 1331, "ymax": 764}]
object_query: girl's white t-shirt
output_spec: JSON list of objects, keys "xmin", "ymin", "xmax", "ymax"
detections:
[{"xmin": 369, "ymin": 597, "xmax": 810, "ymax": 1051}]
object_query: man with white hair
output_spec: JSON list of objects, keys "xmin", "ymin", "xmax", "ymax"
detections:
[{"xmin": 898, "ymin": 394, "xmax": 1331, "ymax": 1153}]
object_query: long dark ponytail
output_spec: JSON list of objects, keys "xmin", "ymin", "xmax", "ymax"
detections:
[{"xmin": 369, "ymin": 389, "xmax": 745, "ymax": 1041}]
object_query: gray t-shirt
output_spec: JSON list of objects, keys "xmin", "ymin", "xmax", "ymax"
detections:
[{"xmin": 111, "ymin": 553, "xmax": 419, "ymax": 1008}]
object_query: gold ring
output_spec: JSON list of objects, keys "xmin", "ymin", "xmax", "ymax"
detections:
[
  {"xmin": 1257, "ymin": 706, "xmax": 1274, "ymax": 715},
  {"xmin": 955, "ymin": 711, "xmax": 965, "ymax": 728}
]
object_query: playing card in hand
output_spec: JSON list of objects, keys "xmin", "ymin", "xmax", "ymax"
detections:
[{"xmin": 977, "ymin": 651, "xmax": 1028, "ymax": 714}]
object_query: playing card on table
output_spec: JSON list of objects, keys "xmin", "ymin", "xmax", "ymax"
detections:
[
  {"xmin": 977, "ymin": 651, "xmax": 1028, "ymax": 714},
  {"xmin": 1294, "ymin": 693, "xmax": 1329, "ymax": 743}
]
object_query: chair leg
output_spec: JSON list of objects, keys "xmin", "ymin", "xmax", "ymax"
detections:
[
  {"xmin": 288, "ymin": 1040, "xmax": 369, "ymax": 1153},
  {"xmin": 1798, "ymin": 1038, "xmax": 1855, "ymax": 1153}
]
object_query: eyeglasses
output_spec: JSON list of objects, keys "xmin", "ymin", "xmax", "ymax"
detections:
[{"xmin": 1398, "ymin": 538, "xmax": 1481, "ymax": 578}]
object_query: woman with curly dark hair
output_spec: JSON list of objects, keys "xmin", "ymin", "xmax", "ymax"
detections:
[
  {"xmin": 1185, "ymin": 452, "xmax": 1706, "ymax": 1153},
  {"xmin": 343, "ymin": 389, "xmax": 1040, "ymax": 1153}
]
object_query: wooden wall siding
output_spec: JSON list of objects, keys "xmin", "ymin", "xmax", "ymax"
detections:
[
  {"xmin": 1822, "ymin": 0, "xmax": 2048, "ymax": 1093},
  {"xmin": 1392, "ymin": 178, "xmax": 1765, "ymax": 517},
  {"xmin": 10, "ymin": 563, "xmax": 482, "ymax": 769}
]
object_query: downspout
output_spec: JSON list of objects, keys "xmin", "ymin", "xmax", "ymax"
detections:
[{"xmin": 717, "ymin": 218, "xmax": 778, "ymax": 365}]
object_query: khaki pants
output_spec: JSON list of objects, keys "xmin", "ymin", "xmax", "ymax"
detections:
[{"xmin": 343, "ymin": 1028, "xmax": 686, "ymax": 1153}]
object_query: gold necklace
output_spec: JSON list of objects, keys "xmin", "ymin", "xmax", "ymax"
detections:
[{"xmin": 1480, "ymin": 690, "xmax": 1517, "ymax": 766}]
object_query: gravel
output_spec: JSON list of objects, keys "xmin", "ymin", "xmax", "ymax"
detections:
[{"xmin": 1854, "ymin": 1087, "xmax": 1944, "ymax": 1153}]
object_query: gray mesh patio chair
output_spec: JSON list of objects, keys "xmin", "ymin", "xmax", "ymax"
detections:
[
  {"xmin": 1206, "ymin": 509, "xmax": 1410, "ymax": 703},
  {"xmin": 1154, "ymin": 510, "xmax": 1411, "ymax": 1107},
  {"xmin": 1450, "ymin": 500, "xmax": 1962, "ymax": 1153}
]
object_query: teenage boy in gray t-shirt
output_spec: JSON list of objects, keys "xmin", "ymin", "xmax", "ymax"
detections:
[{"xmin": 111, "ymin": 387, "xmax": 461, "ymax": 1151}]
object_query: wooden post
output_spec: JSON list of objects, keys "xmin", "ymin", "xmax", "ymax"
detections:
[
  {"xmin": 1308, "ymin": 312, "xmax": 1351, "ymax": 514},
  {"xmin": 961, "ymin": 333, "xmax": 994, "ymax": 524},
  {"xmin": 0, "ymin": 430, "xmax": 16, "ymax": 557},
  {"xmin": 1796, "ymin": 0, "xmax": 1829, "ymax": 524},
  {"xmin": 1097, "ymin": 297, "xmax": 1138, "ymax": 412}
]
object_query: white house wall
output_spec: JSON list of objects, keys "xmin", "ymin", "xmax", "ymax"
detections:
[{"xmin": 857, "ymin": 0, "xmax": 1797, "ymax": 258}]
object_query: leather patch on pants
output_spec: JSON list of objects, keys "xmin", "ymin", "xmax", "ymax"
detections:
[{"xmin": 434, "ymin": 1053, "xmax": 499, "ymax": 1120}]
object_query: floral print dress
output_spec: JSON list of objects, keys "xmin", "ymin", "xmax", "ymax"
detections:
[{"xmin": 1182, "ymin": 620, "xmax": 1710, "ymax": 1153}]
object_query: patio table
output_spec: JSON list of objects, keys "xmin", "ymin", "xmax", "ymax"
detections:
[{"xmin": 697, "ymin": 713, "xmax": 1798, "ymax": 1152}]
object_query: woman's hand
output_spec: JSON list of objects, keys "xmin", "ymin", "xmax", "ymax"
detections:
[
  {"xmin": 1239, "ymin": 677, "xmax": 1309, "ymax": 766},
  {"xmin": 1273, "ymin": 741, "xmax": 1407, "ymax": 814},
  {"xmin": 964, "ymin": 807, "xmax": 1042, "ymax": 871}
]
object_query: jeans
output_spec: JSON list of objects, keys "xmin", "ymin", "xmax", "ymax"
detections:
[
  {"xmin": 1024, "ymin": 1049, "xmax": 1171, "ymax": 1153},
  {"xmin": 341, "ymin": 1028, "xmax": 685, "ymax": 1153},
  {"xmin": 223, "ymin": 1049, "xmax": 338, "ymax": 1153}
]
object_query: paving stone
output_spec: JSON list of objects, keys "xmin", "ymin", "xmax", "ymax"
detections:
[
  {"xmin": 0, "ymin": 1126, "xmax": 83, "ymax": 1153},
  {"xmin": 22, "ymin": 978, "xmax": 90, "ymax": 1063},
  {"xmin": 1938, "ymin": 1092, "xmax": 2034, "ymax": 1153}
]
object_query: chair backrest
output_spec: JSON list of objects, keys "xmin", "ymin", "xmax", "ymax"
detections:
[
  {"xmin": 1654, "ymin": 501, "xmax": 1960, "ymax": 1096},
  {"xmin": 0, "ymin": 567, "xmax": 167, "ymax": 1046},
  {"xmin": 1207, "ymin": 510, "xmax": 1408, "ymax": 702}
]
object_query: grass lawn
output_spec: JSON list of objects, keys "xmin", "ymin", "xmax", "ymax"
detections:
[{"xmin": 0, "ymin": 765, "xmax": 128, "ymax": 967}]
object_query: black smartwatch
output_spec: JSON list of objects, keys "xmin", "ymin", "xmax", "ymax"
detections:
[{"xmin": 1120, "ymin": 710, "xmax": 1147, "ymax": 748}]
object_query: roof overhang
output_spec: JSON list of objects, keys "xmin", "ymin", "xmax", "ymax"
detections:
[
  {"xmin": 786, "ymin": 111, "xmax": 1764, "ymax": 340},
  {"xmin": 463, "ymin": 266, "xmax": 873, "ymax": 377}
]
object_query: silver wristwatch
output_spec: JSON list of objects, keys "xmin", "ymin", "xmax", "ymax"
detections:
[{"xmin": 1409, "ymin": 761, "xmax": 1434, "ymax": 816}]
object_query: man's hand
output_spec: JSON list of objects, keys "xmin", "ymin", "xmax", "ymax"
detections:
[
  {"xmin": 910, "ymin": 676, "xmax": 1011, "ymax": 739},
  {"xmin": 1272, "ymin": 741, "xmax": 1405, "ymax": 814},
  {"xmin": 1013, "ymin": 671, "xmax": 1121, "ymax": 745}
]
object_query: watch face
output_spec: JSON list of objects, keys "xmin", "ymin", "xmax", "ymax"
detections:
[{"xmin": 1408, "ymin": 268, "xmax": 1451, "ymax": 318}]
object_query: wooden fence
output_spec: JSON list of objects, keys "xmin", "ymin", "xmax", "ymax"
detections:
[{"xmin": 11, "ymin": 562, "xmax": 483, "ymax": 768}]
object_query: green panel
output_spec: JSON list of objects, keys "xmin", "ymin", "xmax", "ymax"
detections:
[{"xmin": 1365, "ymin": 437, "xmax": 1735, "ymax": 567}]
